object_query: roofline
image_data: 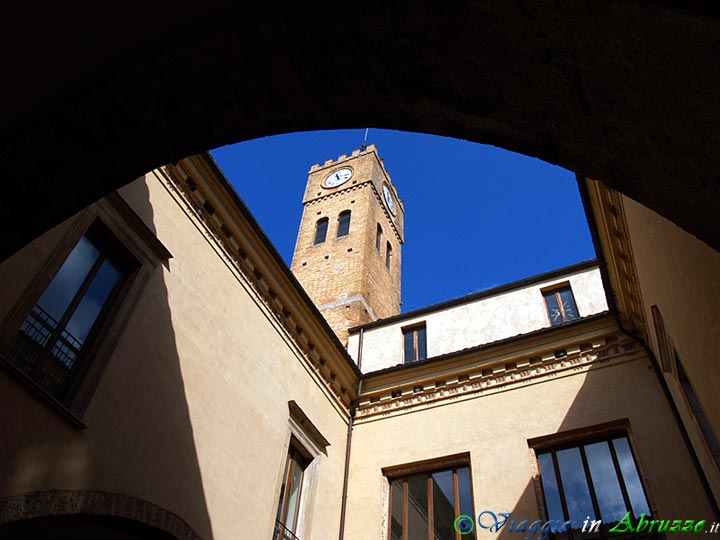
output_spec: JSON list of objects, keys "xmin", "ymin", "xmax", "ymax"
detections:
[
  {"xmin": 202, "ymin": 151, "xmax": 362, "ymax": 378},
  {"xmin": 349, "ymin": 258, "xmax": 599, "ymax": 333},
  {"xmin": 362, "ymin": 311, "xmax": 612, "ymax": 378}
]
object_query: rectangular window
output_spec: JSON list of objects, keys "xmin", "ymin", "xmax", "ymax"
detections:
[
  {"xmin": 386, "ymin": 241, "xmax": 393, "ymax": 269},
  {"xmin": 275, "ymin": 444, "xmax": 311, "ymax": 540},
  {"xmin": 403, "ymin": 324, "xmax": 427, "ymax": 363},
  {"xmin": 652, "ymin": 305, "xmax": 720, "ymax": 469},
  {"xmin": 376, "ymin": 224, "xmax": 383, "ymax": 251},
  {"xmin": 543, "ymin": 285, "xmax": 579, "ymax": 326},
  {"xmin": 10, "ymin": 227, "xmax": 133, "ymax": 406},
  {"xmin": 676, "ymin": 356, "xmax": 720, "ymax": 470},
  {"xmin": 388, "ymin": 464, "xmax": 475, "ymax": 540},
  {"xmin": 535, "ymin": 434, "xmax": 651, "ymax": 539}
]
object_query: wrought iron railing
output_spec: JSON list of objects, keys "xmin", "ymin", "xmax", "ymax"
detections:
[
  {"xmin": 273, "ymin": 520, "xmax": 301, "ymax": 540},
  {"xmin": 3, "ymin": 304, "xmax": 88, "ymax": 403}
]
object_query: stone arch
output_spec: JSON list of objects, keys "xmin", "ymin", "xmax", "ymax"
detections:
[
  {"xmin": 0, "ymin": 490, "xmax": 202, "ymax": 540},
  {"xmin": 1, "ymin": 2, "xmax": 719, "ymax": 257}
]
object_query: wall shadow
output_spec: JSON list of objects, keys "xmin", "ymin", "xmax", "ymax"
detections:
[
  {"xmin": 0, "ymin": 180, "xmax": 214, "ymax": 539},
  {"xmin": 494, "ymin": 352, "xmax": 717, "ymax": 540}
]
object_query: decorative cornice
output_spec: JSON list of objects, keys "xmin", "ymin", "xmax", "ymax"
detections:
[
  {"xmin": 355, "ymin": 328, "xmax": 643, "ymax": 422},
  {"xmin": 582, "ymin": 179, "xmax": 648, "ymax": 338},
  {"xmin": 157, "ymin": 157, "xmax": 359, "ymax": 414}
]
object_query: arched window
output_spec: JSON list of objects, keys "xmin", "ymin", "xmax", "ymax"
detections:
[
  {"xmin": 386, "ymin": 241, "xmax": 392, "ymax": 268},
  {"xmin": 376, "ymin": 224, "xmax": 383, "ymax": 251},
  {"xmin": 313, "ymin": 218, "xmax": 328, "ymax": 245},
  {"xmin": 337, "ymin": 211, "xmax": 351, "ymax": 238}
]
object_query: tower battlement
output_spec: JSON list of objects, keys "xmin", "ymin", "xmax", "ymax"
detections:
[
  {"xmin": 308, "ymin": 145, "xmax": 389, "ymax": 178},
  {"xmin": 291, "ymin": 145, "xmax": 403, "ymax": 345}
]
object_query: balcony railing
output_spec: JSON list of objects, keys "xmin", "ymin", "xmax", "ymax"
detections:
[
  {"xmin": 3, "ymin": 304, "xmax": 88, "ymax": 403},
  {"xmin": 273, "ymin": 520, "xmax": 301, "ymax": 540}
]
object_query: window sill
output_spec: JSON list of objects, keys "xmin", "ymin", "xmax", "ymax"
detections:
[{"xmin": 0, "ymin": 354, "xmax": 87, "ymax": 429}]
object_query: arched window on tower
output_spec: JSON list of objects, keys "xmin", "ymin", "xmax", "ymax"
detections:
[
  {"xmin": 386, "ymin": 241, "xmax": 392, "ymax": 269},
  {"xmin": 337, "ymin": 211, "xmax": 351, "ymax": 238},
  {"xmin": 313, "ymin": 217, "xmax": 329, "ymax": 245},
  {"xmin": 376, "ymin": 224, "xmax": 383, "ymax": 251}
]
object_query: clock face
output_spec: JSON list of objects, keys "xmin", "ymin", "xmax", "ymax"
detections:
[
  {"xmin": 323, "ymin": 168, "xmax": 353, "ymax": 188},
  {"xmin": 383, "ymin": 184, "xmax": 396, "ymax": 214}
]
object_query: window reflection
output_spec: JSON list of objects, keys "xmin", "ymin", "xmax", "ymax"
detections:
[
  {"xmin": 13, "ymin": 229, "xmax": 130, "ymax": 404},
  {"xmin": 389, "ymin": 464, "xmax": 475, "ymax": 540},
  {"xmin": 537, "ymin": 435, "xmax": 651, "ymax": 540}
]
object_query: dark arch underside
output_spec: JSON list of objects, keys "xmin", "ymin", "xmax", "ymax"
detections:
[{"xmin": 1, "ymin": 1, "xmax": 719, "ymax": 258}]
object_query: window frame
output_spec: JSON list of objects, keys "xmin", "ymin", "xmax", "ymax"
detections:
[
  {"xmin": 402, "ymin": 323, "xmax": 427, "ymax": 364},
  {"xmin": 542, "ymin": 283, "xmax": 580, "ymax": 326},
  {"xmin": 313, "ymin": 217, "xmax": 329, "ymax": 245},
  {"xmin": 675, "ymin": 350, "xmax": 720, "ymax": 471},
  {"xmin": 273, "ymin": 401, "xmax": 329, "ymax": 540},
  {"xmin": 0, "ymin": 193, "xmax": 171, "ymax": 424},
  {"xmin": 337, "ymin": 210, "xmax": 351, "ymax": 238},
  {"xmin": 376, "ymin": 223, "xmax": 383, "ymax": 251},
  {"xmin": 383, "ymin": 453, "xmax": 475, "ymax": 540},
  {"xmin": 386, "ymin": 241, "xmax": 393, "ymax": 269},
  {"xmin": 529, "ymin": 421, "xmax": 654, "ymax": 540},
  {"xmin": 275, "ymin": 442, "xmax": 311, "ymax": 537}
]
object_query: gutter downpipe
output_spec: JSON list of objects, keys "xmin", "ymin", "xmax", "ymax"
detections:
[
  {"xmin": 576, "ymin": 174, "xmax": 720, "ymax": 514},
  {"xmin": 338, "ymin": 327, "xmax": 364, "ymax": 540}
]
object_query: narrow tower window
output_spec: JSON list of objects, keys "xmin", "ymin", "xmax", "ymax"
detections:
[
  {"xmin": 376, "ymin": 224, "xmax": 383, "ymax": 251},
  {"xmin": 313, "ymin": 218, "xmax": 329, "ymax": 245},
  {"xmin": 337, "ymin": 210, "xmax": 351, "ymax": 238},
  {"xmin": 386, "ymin": 241, "xmax": 393, "ymax": 268}
]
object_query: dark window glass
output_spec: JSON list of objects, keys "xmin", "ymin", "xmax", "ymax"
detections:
[
  {"xmin": 337, "ymin": 211, "xmax": 351, "ymax": 238},
  {"xmin": 407, "ymin": 476, "xmax": 429, "ymax": 539},
  {"xmin": 13, "ymin": 230, "xmax": 130, "ymax": 403},
  {"xmin": 432, "ymin": 470, "xmax": 455, "ymax": 540},
  {"xmin": 543, "ymin": 286, "xmax": 580, "ymax": 326},
  {"xmin": 676, "ymin": 360, "xmax": 720, "ymax": 469},
  {"xmin": 313, "ymin": 218, "xmax": 329, "ymax": 245},
  {"xmin": 390, "ymin": 479, "xmax": 404, "ymax": 540},
  {"xmin": 386, "ymin": 241, "xmax": 392, "ymax": 269},
  {"xmin": 389, "ymin": 465, "xmax": 475, "ymax": 540},
  {"xmin": 376, "ymin": 224, "xmax": 383, "ymax": 251},
  {"xmin": 537, "ymin": 435, "xmax": 651, "ymax": 538},
  {"xmin": 403, "ymin": 324, "xmax": 427, "ymax": 363},
  {"xmin": 275, "ymin": 445, "xmax": 310, "ymax": 537}
]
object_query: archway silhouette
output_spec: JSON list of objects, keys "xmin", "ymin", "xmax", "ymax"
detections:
[
  {"xmin": 1, "ymin": 2, "xmax": 719, "ymax": 260},
  {"xmin": 0, "ymin": 490, "xmax": 202, "ymax": 540}
]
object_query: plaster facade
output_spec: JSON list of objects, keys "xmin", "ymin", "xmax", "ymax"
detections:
[
  {"xmin": 348, "ymin": 264, "xmax": 608, "ymax": 373},
  {"xmin": 345, "ymin": 328, "xmax": 715, "ymax": 540},
  {"xmin": 0, "ymin": 149, "xmax": 717, "ymax": 539},
  {"xmin": 0, "ymin": 156, "xmax": 358, "ymax": 540},
  {"xmin": 584, "ymin": 177, "xmax": 720, "ymax": 505}
]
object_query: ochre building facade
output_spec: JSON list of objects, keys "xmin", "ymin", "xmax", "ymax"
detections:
[{"xmin": 0, "ymin": 147, "xmax": 716, "ymax": 540}]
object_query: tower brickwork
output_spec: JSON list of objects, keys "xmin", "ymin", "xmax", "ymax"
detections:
[{"xmin": 290, "ymin": 145, "xmax": 404, "ymax": 345}]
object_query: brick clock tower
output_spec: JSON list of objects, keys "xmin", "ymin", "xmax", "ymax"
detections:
[{"xmin": 290, "ymin": 144, "xmax": 404, "ymax": 345}]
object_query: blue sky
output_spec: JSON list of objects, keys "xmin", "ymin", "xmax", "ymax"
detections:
[{"xmin": 210, "ymin": 128, "xmax": 595, "ymax": 313}]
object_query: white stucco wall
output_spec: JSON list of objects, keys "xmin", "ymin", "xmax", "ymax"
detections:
[{"xmin": 348, "ymin": 266, "xmax": 607, "ymax": 373}]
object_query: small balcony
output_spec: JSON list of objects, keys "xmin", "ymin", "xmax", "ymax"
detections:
[{"xmin": 273, "ymin": 519, "xmax": 301, "ymax": 540}]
